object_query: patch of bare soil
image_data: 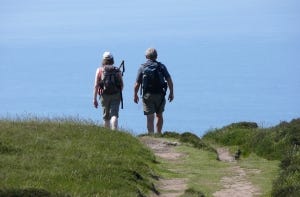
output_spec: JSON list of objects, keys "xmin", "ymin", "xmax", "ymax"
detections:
[
  {"xmin": 216, "ymin": 148, "xmax": 236, "ymax": 162},
  {"xmin": 140, "ymin": 138, "xmax": 262, "ymax": 197},
  {"xmin": 140, "ymin": 136, "xmax": 187, "ymax": 197},
  {"xmin": 213, "ymin": 148, "xmax": 261, "ymax": 197}
]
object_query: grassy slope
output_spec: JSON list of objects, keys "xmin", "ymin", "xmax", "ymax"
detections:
[
  {"xmin": 0, "ymin": 119, "xmax": 157, "ymax": 197},
  {"xmin": 156, "ymin": 134, "xmax": 279, "ymax": 197},
  {"xmin": 202, "ymin": 119, "xmax": 300, "ymax": 196},
  {"xmin": 169, "ymin": 145, "xmax": 231, "ymax": 195},
  {"xmin": 238, "ymin": 154, "xmax": 279, "ymax": 196},
  {"xmin": 0, "ymin": 119, "xmax": 292, "ymax": 196}
]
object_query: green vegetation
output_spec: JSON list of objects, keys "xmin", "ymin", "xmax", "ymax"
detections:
[
  {"xmin": 238, "ymin": 154, "xmax": 279, "ymax": 196},
  {"xmin": 150, "ymin": 137, "xmax": 230, "ymax": 196},
  {"xmin": 173, "ymin": 145, "xmax": 230, "ymax": 196},
  {"xmin": 1, "ymin": 117, "xmax": 298, "ymax": 197},
  {"xmin": 162, "ymin": 131, "xmax": 216, "ymax": 152},
  {"xmin": 203, "ymin": 118, "xmax": 300, "ymax": 197},
  {"xmin": 272, "ymin": 146, "xmax": 300, "ymax": 196},
  {"xmin": 0, "ymin": 118, "xmax": 157, "ymax": 197},
  {"xmin": 156, "ymin": 131, "xmax": 278, "ymax": 196}
]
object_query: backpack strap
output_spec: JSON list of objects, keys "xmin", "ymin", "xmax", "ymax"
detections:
[
  {"xmin": 97, "ymin": 67, "xmax": 104, "ymax": 80},
  {"xmin": 96, "ymin": 67, "xmax": 103, "ymax": 95}
]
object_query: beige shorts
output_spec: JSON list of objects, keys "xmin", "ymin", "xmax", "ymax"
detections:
[
  {"xmin": 100, "ymin": 93, "xmax": 121, "ymax": 120},
  {"xmin": 142, "ymin": 93, "xmax": 166, "ymax": 115}
]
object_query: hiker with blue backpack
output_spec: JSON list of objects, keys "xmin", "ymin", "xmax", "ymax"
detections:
[
  {"xmin": 93, "ymin": 52, "xmax": 124, "ymax": 130},
  {"xmin": 134, "ymin": 48, "xmax": 174, "ymax": 134}
]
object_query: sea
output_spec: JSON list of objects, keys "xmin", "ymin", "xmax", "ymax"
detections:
[
  {"xmin": 1, "ymin": 0, "xmax": 300, "ymax": 136},
  {"xmin": 1, "ymin": 39, "xmax": 299, "ymax": 137}
]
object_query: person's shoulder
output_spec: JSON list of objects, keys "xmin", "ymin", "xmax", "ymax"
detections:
[
  {"xmin": 138, "ymin": 63, "xmax": 146, "ymax": 70},
  {"xmin": 141, "ymin": 61, "xmax": 149, "ymax": 67},
  {"xmin": 157, "ymin": 61, "xmax": 167, "ymax": 69},
  {"xmin": 96, "ymin": 67, "xmax": 102, "ymax": 73},
  {"xmin": 95, "ymin": 67, "xmax": 102, "ymax": 79}
]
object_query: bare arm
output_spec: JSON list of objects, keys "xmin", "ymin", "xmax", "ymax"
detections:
[
  {"xmin": 167, "ymin": 77, "xmax": 174, "ymax": 102},
  {"xmin": 93, "ymin": 68, "xmax": 100, "ymax": 108},
  {"xmin": 133, "ymin": 82, "xmax": 140, "ymax": 103}
]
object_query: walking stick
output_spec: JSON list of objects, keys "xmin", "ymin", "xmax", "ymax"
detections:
[{"xmin": 119, "ymin": 60, "xmax": 125, "ymax": 109}]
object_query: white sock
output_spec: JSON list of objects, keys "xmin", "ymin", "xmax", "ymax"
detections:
[{"xmin": 110, "ymin": 116, "xmax": 118, "ymax": 130}]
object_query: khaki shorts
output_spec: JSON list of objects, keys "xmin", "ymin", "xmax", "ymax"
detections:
[
  {"xmin": 142, "ymin": 93, "xmax": 166, "ymax": 115},
  {"xmin": 100, "ymin": 93, "xmax": 121, "ymax": 120}
]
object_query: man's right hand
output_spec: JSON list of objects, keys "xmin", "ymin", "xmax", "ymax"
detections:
[
  {"xmin": 133, "ymin": 83, "xmax": 140, "ymax": 104},
  {"xmin": 134, "ymin": 94, "xmax": 139, "ymax": 104}
]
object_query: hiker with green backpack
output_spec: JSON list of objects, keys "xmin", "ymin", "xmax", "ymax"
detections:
[
  {"xmin": 93, "ymin": 52, "xmax": 124, "ymax": 130},
  {"xmin": 134, "ymin": 48, "xmax": 174, "ymax": 134}
]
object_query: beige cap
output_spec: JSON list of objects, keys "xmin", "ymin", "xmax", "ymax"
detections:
[{"xmin": 102, "ymin": 51, "xmax": 113, "ymax": 60}]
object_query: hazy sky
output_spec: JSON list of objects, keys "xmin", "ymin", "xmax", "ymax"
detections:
[
  {"xmin": 1, "ymin": 0, "xmax": 300, "ymax": 134},
  {"xmin": 1, "ymin": 0, "xmax": 299, "ymax": 46}
]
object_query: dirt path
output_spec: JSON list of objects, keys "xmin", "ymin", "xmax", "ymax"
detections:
[
  {"xmin": 140, "ymin": 136, "xmax": 187, "ymax": 197},
  {"xmin": 140, "ymin": 138, "xmax": 261, "ymax": 197},
  {"xmin": 213, "ymin": 148, "xmax": 261, "ymax": 197}
]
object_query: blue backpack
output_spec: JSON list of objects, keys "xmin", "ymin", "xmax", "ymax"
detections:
[{"xmin": 141, "ymin": 62, "xmax": 167, "ymax": 95}]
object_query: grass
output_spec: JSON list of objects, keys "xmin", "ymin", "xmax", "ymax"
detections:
[
  {"xmin": 155, "ymin": 132, "xmax": 228, "ymax": 195},
  {"xmin": 0, "ymin": 118, "xmax": 157, "ymax": 196},
  {"xmin": 153, "ymin": 137, "xmax": 279, "ymax": 197},
  {"xmin": 238, "ymin": 153, "xmax": 280, "ymax": 196},
  {"xmin": 174, "ymin": 145, "xmax": 230, "ymax": 196},
  {"xmin": 272, "ymin": 146, "xmax": 300, "ymax": 197},
  {"xmin": 202, "ymin": 118, "xmax": 300, "ymax": 196},
  {"xmin": 1, "ymin": 117, "xmax": 298, "ymax": 196}
]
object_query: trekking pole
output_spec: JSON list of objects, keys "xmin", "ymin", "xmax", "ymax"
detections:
[
  {"xmin": 120, "ymin": 91, "xmax": 124, "ymax": 109},
  {"xmin": 119, "ymin": 60, "xmax": 125, "ymax": 109},
  {"xmin": 119, "ymin": 60, "xmax": 125, "ymax": 76}
]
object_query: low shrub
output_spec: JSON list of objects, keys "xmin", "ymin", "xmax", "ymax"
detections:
[
  {"xmin": 183, "ymin": 188, "xmax": 205, "ymax": 197},
  {"xmin": 272, "ymin": 146, "xmax": 300, "ymax": 197},
  {"xmin": 162, "ymin": 131, "xmax": 216, "ymax": 153},
  {"xmin": 202, "ymin": 118, "xmax": 300, "ymax": 197}
]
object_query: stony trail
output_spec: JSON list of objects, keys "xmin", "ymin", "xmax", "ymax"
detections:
[
  {"xmin": 140, "ymin": 137, "xmax": 261, "ymax": 197},
  {"xmin": 213, "ymin": 148, "xmax": 261, "ymax": 197},
  {"xmin": 140, "ymin": 136, "xmax": 187, "ymax": 197}
]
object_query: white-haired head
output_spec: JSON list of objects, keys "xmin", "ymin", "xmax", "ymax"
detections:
[{"xmin": 145, "ymin": 48, "xmax": 157, "ymax": 60}]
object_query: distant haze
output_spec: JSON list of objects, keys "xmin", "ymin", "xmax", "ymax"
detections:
[{"xmin": 1, "ymin": 0, "xmax": 300, "ymax": 135}]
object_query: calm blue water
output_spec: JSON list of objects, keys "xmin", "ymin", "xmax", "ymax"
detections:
[
  {"xmin": 1, "ymin": 40, "xmax": 299, "ymax": 136},
  {"xmin": 1, "ymin": 0, "xmax": 300, "ymax": 136}
]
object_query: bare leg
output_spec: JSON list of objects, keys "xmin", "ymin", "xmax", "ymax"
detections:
[
  {"xmin": 146, "ymin": 114, "xmax": 155, "ymax": 134},
  {"xmin": 156, "ymin": 113, "xmax": 163, "ymax": 134},
  {"xmin": 110, "ymin": 116, "xmax": 118, "ymax": 130},
  {"xmin": 104, "ymin": 120, "xmax": 110, "ymax": 128}
]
